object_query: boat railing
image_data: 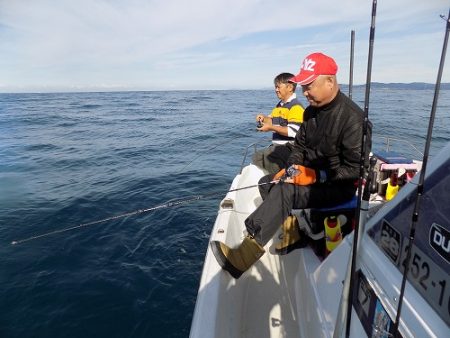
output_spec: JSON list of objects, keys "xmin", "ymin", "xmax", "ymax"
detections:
[
  {"xmin": 374, "ymin": 135, "xmax": 424, "ymax": 159},
  {"xmin": 239, "ymin": 140, "xmax": 268, "ymax": 173},
  {"xmin": 239, "ymin": 136, "xmax": 423, "ymax": 174}
]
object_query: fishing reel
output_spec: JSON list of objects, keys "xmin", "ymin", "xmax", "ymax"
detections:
[{"xmin": 286, "ymin": 165, "xmax": 300, "ymax": 178}]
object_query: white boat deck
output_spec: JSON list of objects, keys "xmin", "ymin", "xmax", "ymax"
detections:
[{"xmin": 236, "ymin": 238, "xmax": 303, "ymax": 337}]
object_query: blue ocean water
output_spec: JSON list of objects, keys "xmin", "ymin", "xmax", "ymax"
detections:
[{"xmin": 0, "ymin": 88, "xmax": 449, "ymax": 337}]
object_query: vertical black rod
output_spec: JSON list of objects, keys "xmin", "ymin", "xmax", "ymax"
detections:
[
  {"xmin": 393, "ymin": 9, "xmax": 450, "ymax": 337},
  {"xmin": 349, "ymin": 30, "xmax": 355, "ymax": 99},
  {"xmin": 345, "ymin": 1, "xmax": 377, "ymax": 337}
]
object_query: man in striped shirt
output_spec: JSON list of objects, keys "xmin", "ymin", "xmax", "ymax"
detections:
[{"xmin": 252, "ymin": 73, "xmax": 305, "ymax": 174}]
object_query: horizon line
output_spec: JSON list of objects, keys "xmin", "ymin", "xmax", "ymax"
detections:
[{"xmin": 0, "ymin": 82, "xmax": 448, "ymax": 95}]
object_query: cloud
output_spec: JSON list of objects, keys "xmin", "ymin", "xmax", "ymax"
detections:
[{"xmin": 0, "ymin": 0, "xmax": 448, "ymax": 91}]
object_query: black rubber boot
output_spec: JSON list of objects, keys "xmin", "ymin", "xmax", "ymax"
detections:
[
  {"xmin": 275, "ymin": 215, "xmax": 307, "ymax": 255},
  {"xmin": 210, "ymin": 236, "xmax": 265, "ymax": 279}
]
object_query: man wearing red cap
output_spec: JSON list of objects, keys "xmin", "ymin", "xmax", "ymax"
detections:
[{"xmin": 211, "ymin": 52, "xmax": 372, "ymax": 279}]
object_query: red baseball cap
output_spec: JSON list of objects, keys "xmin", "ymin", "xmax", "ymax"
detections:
[{"xmin": 290, "ymin": 52, "xmax": 338, "ymax": 85}]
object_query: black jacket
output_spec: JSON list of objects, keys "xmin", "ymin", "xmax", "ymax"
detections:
[{"xmin": 288, "ymin": 91, "xmax": 372, "ymax": 182}]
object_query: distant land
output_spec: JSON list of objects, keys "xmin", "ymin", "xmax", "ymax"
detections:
[
  {"xmin": 259, "ymin": 82, "xmax": 450, "ymax": 92},
  {"xmin": 342, "ymin": 82, "xmax": 450, "ymax": 90}
]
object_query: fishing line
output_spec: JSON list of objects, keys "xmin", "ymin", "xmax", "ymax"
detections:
[
  {"xmin": 175, "ymin": 131, "xmax": 247, "ymax": 173},
  {"xmin": 11, "ymin": 179, "xmax": 279, "ymax": 246},
  {"xmin": 12, "ymin": 121, "xmax": 271, "ymax": 246},
  {"xmin": 175, "ymin": 117, "xmax": 276, "ymax": 174}
]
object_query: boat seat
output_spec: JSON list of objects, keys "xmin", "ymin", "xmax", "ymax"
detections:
[
  {"xmin": 313, "ymin": 195, "xmax": 358, "ymax": 212},
  {"xmin": 292, "ymin": 195, "xmax": 358, "ymax": 257}
]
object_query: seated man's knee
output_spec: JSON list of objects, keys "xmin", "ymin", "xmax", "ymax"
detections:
[
  {"xmin": 258, "ymin": 174, "xmax": 274, "ymax": 199},
  {"xmin": 252, "ymin": 151, "xmax": 263, "ymax": 166},
  {"xmin": 258, "ymin": 174, "xmax": 274, "ymax": 185}
]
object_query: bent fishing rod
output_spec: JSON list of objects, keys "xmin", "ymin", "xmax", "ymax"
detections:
[
  {"xmin": 392, "ymin": 9, "xmax": 450, "ymax": 337},
  {"xmin": 344, "ymin": 0, "xmax": 377, "ymax": 336},
  {"xmin": 11, "ymin": 178, "xmax": 280, "ymax": 246}
]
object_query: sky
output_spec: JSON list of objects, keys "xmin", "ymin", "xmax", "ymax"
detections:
[{"xmin": 0, "ymin": 0, "xmax": 449, "ymax": 93}]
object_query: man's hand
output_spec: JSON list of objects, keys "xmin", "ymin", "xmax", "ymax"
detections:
[
  {"xmin": 273, "ymin": 168, "xmax": 286, "ymax": 181},
  {"xmin": 256, "ymin": 116, "xmax": 273, "ymax": 132},
  {"xmin": 255, "ymin": 114, "xmax": 265, "ymax": 123},
  {"xmin": 284, "ymin": 165, "xmax": 317, "ymax": 185}
]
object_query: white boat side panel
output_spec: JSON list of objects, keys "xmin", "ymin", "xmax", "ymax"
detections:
[
  {"xmin": 356, "ymin": 235, "xmax": 449, "ymax": 338},
  {"xmin": 352, "ymin": 143, "xmax": 450, "ymax": 337},
  {"xmin": 313, "ymin": 237, "xmax": 352, "ymax": 337}
]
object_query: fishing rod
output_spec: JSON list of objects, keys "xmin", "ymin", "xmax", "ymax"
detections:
[
  {"xmin": 392, "ymin": 9, "xmax": 450, "ymax": 337},
  {"xmin": 332, "ymin": 27, "xmax": 359, "ymax": 338},
  {"xmin": 349, "ymin": 30, "xmax": 355, "ymax": 99},
  {"xmin": 345, "ymin": 0, "xmax": 377, "ymax": 336},
  {"xmin": 11, "ymin": 179, "xmax": 279, "ymax": 246}
]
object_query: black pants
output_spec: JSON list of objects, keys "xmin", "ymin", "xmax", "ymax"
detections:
[
  {"xmin": 252, "ymin": 144, "xmax": 292, "ymax": 174},
  {"xmin": 245, "ymin": 174, "xmax": 357, "ymax": 246}
]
